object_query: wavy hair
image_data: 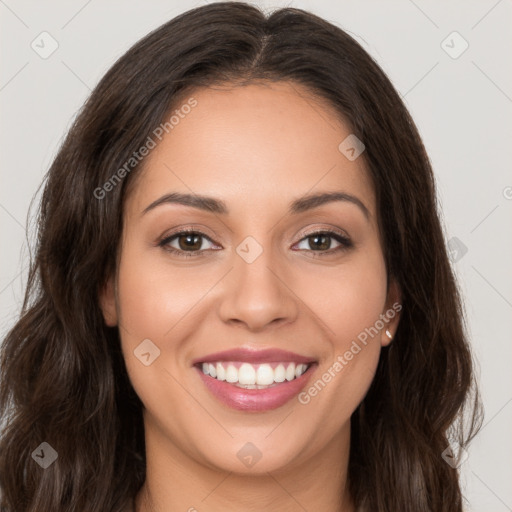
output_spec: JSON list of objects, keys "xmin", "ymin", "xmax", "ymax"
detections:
[{"xmin": 0, "ymin": 2, "xmax": 482, "ymax": 511}]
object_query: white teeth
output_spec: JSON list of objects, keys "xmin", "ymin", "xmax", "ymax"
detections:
[
  {"xmin": 256, "ymin": 364, "xmax": 274, "ymax": 385},
  {"xmin": 200, "ymin": 361, "xmax": 310, "ymax": 386},
  {"xmin": 295, "ymin": 364, "xmax": 307, "ymax": 378},
  {"xmin": 238, "ymin": 363, "xmax": 256, "ymax": 385},
  {"xmin": 225, "ymin": 364, "xmax": 238, "ymax": 383},
  {"xmin": 216, "ymin": 362, "xmax": 226, "ymax": 381},
  {"xmin": 274, "ymin": 364, "xmax": 286, "ymax": 383}
]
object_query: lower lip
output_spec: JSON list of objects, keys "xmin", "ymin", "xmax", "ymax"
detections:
[{"xmin": 195, "ymin": 364, "xmax": 317, "ymax": 412}]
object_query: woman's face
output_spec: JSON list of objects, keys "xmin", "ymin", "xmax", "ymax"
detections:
[{"xmin": 100, "ymin": 81, "xmax": 401, "ymax": 475}]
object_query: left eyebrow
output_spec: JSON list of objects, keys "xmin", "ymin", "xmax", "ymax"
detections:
[
  {"xmin": 289, "ymin": 191, "xmax": 370, "ymax": 220},
  {"xmin": 141, "ymin": 190, "xmax": 370, "ymax": 220}
]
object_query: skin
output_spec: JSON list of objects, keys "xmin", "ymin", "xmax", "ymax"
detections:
[{"xmin": 100, "ymin": 81, "xmax": 401, "ymax": 512}]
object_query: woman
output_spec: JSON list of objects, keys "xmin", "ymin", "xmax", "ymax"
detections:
[{"xmin": 0, "ymin": 2, "xmax": 482, "ymax": 511}]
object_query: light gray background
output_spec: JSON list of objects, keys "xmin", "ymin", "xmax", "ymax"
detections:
[{"xmin": 1, "ymin": 1, "xmax": 511, "ymax": 510}]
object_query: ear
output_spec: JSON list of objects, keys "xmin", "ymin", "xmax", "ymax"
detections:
[
  {"xmin": 98, "ymin": 276, "xmax": 118, "ymax": 327},
  {"xmin": 380, "ymin": 278, "xmax": 402, "ymax": 347}
]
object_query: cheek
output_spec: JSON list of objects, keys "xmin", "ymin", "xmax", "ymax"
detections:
[
  {"xmin": 114, "ymin": 242, "xmax": 225, "ymax": 392},
  {"xmin": 117, "ymin": 230, "xmax": 387, "ymax": 418},
  {"xmin": 116, "ymin": 247, "xmax": 211, "ymax": 341},
  {"xmin": 296, "ymin": 248, "xmax": 387, "ymax": 419},
  {"xmin": 300, "ymin": 248, "xmax": 388, "ymax": 347}
]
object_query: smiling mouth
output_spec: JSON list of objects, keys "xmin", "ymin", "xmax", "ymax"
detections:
[{"xmin": 195, "ymin": 361, "xmax": 314, "ymax": 389}]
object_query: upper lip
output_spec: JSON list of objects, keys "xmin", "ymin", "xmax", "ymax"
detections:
[{"xmin": 192, "ymin": 347, "xmax": 317, "ymax": 366}]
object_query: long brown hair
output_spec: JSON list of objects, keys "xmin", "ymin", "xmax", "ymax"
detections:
[{"xmin": 0, "ymin": 2, "xmax": 482, "ymax": 511}]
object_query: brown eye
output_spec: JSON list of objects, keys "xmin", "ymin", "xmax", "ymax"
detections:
[
  {"xmin": 306, "ymin": 233, "xmax": 332, "ymax": 251},
  {"xmin": 158, "ymin": 230, "xmax": 217, "ymax": 257},
  {"xmin": 175, "ymin": 232, "xmax": 203, "ymax": 251},
  {"xmin": 294, "ymin": 231, "xmax": 352, "ymax": 255}
]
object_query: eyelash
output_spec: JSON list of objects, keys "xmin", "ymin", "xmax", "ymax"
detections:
[{"xmin": 157, "ymin": 227, "xmax": 353, "ymax": 259}]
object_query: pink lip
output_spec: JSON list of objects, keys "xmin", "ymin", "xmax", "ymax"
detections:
[
  {"xmin": 191, "ymin": 347, "xmax": 316, "ymax": 366},
  {"xmin": 194, "ymin": 363, "xmax": 318, "ymax": 412}
]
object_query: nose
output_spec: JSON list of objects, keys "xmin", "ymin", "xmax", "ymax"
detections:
[{"xmin": 217, "ymin": 245, "xmax": 299, "ymax": 332}]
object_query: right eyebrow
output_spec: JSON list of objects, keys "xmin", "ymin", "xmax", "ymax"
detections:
[{"xmin": 142, "ymin": 192, "xmax": 228, "ymax": 216}]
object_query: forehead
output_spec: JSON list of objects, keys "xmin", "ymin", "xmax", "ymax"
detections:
[{"xmin": 127, "ymin": 81, "xmax": 376, "ymax": 221}]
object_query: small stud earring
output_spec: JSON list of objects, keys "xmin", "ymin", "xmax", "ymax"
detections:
[{"xmin": 385, "ymin": 329, "xmax": 392, "ymax": 340}]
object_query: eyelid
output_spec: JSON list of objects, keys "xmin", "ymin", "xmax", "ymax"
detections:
[
  {"xmin": 158, "ymin": 225, "xmax": 218, "ymax": 242},
  {"xmin": 291, "ymin": 228, "xmax": 353, "ymax": 256},
  {"xmin": 157, "ymin": 224, "xmax": 353, "ymax": 258},
  {"xmin": 158, "ymin": 227, "xmax": 219, "ymax": 249},
  {"xmin": 159, "ymin": 225, "xmax": 350, "ymax": 245},
  {"xmin": 294, "ymin": 224, "xmax": 350, "ymax": 242}
]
